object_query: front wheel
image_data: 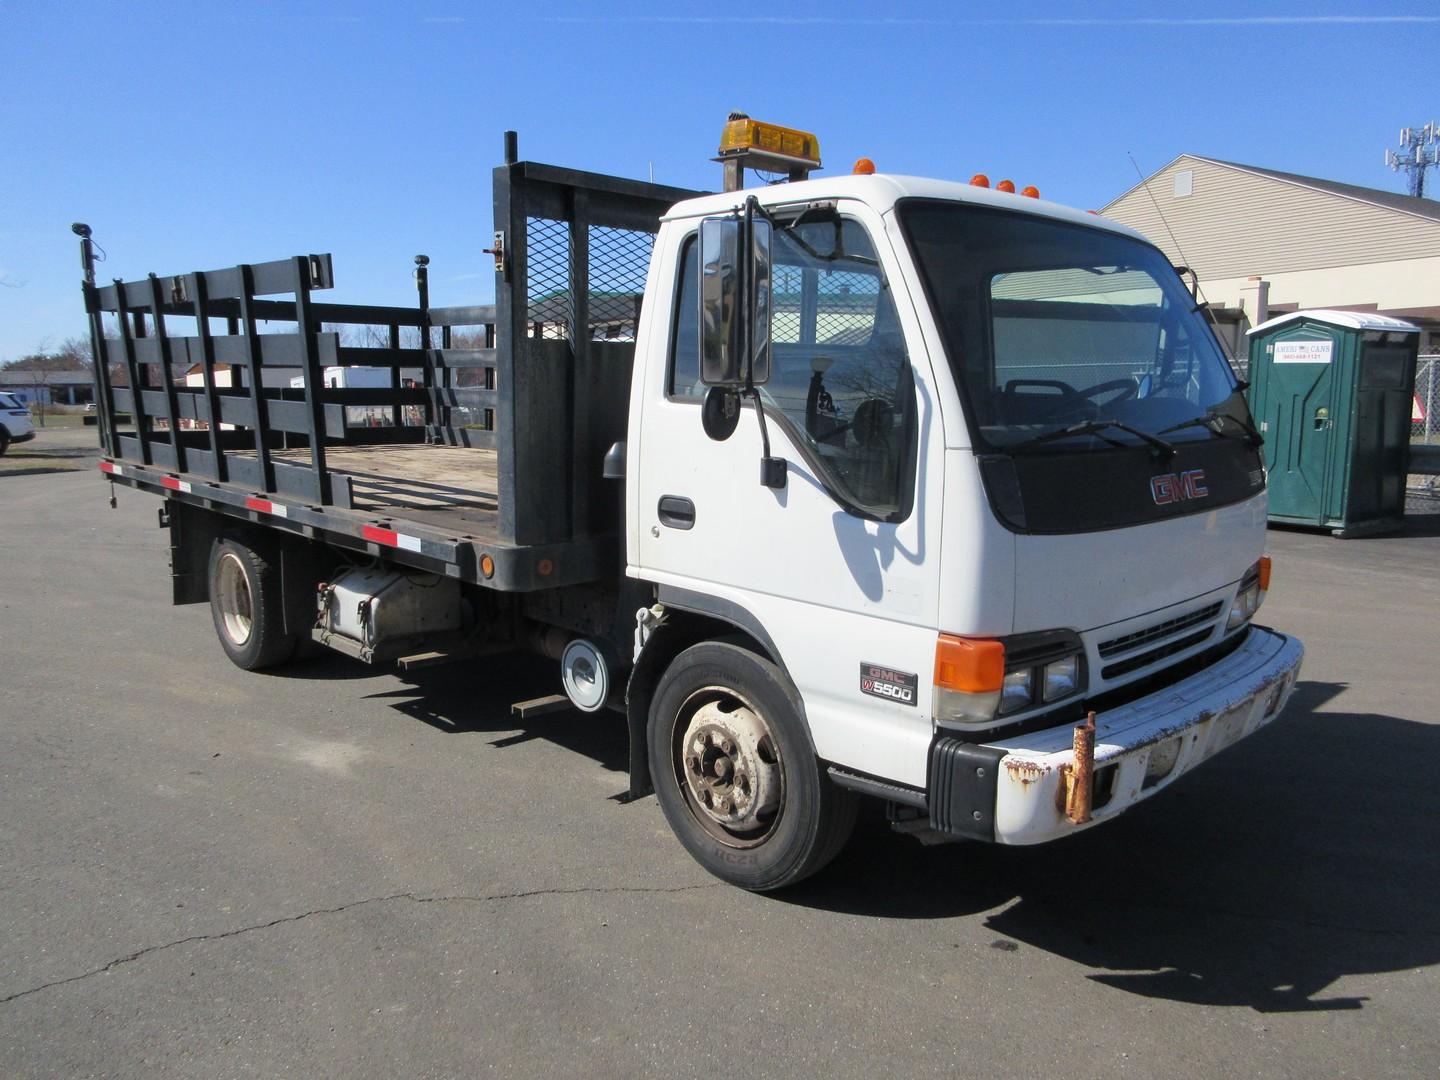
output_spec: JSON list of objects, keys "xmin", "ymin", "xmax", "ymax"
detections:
[
  {"xmin": 208, "ymin": 537, "xmax": 298, "ymax": 670},
  {"xmin": 0, "ymin": 428, "xmax": 10, "ymax": 456},
  {"xmin": 649, "ymin": 642, "xmax": 856, "ymax": 891}
]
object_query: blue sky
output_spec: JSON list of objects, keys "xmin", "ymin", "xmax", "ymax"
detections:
[{"xmin": 2, "ymin": 0, "xmax": 1437, "ymax": 364}]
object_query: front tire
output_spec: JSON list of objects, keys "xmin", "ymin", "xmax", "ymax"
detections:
[
  {"xmin": 208, "ymin": 537, "xmax": 297, "ymax": 670},
  {"xmin": 0, "ymin": 428, "xmax": 10, "ymax": 456},
  {"xmin": 649, "ymin": 642, "xmax": 856, "ymax": 891}
]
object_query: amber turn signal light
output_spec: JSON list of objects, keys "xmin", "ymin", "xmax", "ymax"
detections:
[{"xmin": 934, "ymin": 635, "xmax": 1005, "ymax": 693}]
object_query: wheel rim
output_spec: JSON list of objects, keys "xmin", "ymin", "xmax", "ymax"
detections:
[
  {"xmin": 215, "ymin": 552, "xmax": 254, "ymax": 647},
  {"xmin": 672, "ymin": 686, "xmax": 784, "ymax": 848}
]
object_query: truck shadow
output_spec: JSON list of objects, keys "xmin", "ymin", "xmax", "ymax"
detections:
[
  {"xmin": 276, "ymin": 659, "xmax": 1440, "ymax": 1013},
  {"xmin": 355, "ymin": 651, "xmax": 631, "ymax": 774},
  {"xmin": 783, "ymin": 680, "xmax": 1440, "ymax": 1013}
]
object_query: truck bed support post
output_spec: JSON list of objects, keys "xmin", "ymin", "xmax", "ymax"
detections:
[
  {"xmin": 291, "ymin": 256, "xmax": 332, "ymax": 504},
  {"xmin": 83, "ymin": 281, "xmax": 120, "ymax": 459},
  {"xmin": 113, "ymin": 283, "xmax": 151, "ymax": 465},
  {"xmin": 237, "ymin": 265, "xmax": 275, "ymax": 493},
  {"xmin": 568, "ymin": 189, "xmax": 590, "ymax": 540},
  {"xmin": 388, "ymin": 322, "xmax": 402, "ymax": 430},
  {"xmin": 146, "ymin": 273, "xmax": 184, "ymax": 473},
  {"xmin": 493, "ymin": 154, "xmax": 524, "ymax": 546},
  {"xmin": 188, "ymin": 272, "xmax": 228, "ymax": 482},
  {"xmin": 415, "ymin": 255, "xmax": 439, "ymax": 437}
]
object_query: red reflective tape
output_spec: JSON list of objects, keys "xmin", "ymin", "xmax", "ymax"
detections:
[
  {"xmin": 98, "ymin": 461, "xmax": 117, "ymax": 474},
  {"xmin": 363, "ymin": 525, "xmax": 399, "ymax": 546},
  {"xmin": 244, "ymin": 497, "xmax": 288, "ymax": 518},
  {"xmin": 160, "ymin": 476, "xmax": 181, "ymax": 490}
]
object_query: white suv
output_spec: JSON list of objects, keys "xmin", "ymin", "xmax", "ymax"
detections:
[{"xmin": 0, "ymin": 392, "xmax": 36, "ymax": 455}]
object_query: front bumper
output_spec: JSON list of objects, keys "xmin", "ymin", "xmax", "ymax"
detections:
[
  {"xmin": 9, "ymin": 430, "xmax": 35, "ymax": 443},
  {"xmin": 928, "ymin": 625, "xmax": 1303, "ymax": 845}
]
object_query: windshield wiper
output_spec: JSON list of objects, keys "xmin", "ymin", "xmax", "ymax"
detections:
[
  {"xmin": 1159, "ymin": 408, "xmax": 1263, "ymax": 447},
  {"xmin": 1009, "ymin": 418, "xmax": 1176, "ymax": 456}
]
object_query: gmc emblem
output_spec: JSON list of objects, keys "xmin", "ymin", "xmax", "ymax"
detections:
[{"xmin": 1151, "ymin": 469, "xmax": 1209, "ymax": 506}]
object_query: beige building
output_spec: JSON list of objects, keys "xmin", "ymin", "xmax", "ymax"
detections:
[{"xmin": 1102, "ymin": 155, "xmax": 1440, "ymax": 357}]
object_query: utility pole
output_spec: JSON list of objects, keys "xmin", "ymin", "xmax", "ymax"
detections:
[{"xmin": 1385, "ymin": 122, "xmax": 1439, "ymax": 199}]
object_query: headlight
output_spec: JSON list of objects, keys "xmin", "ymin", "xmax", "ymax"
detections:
[
  {"xmin": 1226, "ymin": 557, "xmax": 1270, "ymax": 630},
  {"xmin": 1000, "ymin": 669, "xmax": 1033, "ymax": 715},
  {"xmin": 933, "ymin": 630, "xmax": 1086, "ymax": 728},
  {"xmin": 1043, "ymin": 655, "xmax": 1080, "ymax": 701}
]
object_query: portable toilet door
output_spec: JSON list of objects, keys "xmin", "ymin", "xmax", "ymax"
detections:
[{"xmin": 1247, "ymin": 309, "xmax": 1419, "ymax": 536}]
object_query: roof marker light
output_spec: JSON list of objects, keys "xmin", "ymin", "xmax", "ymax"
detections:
[
  {"xmin": 997, "ymin": 179, "xmax": 1016, "ymax": 193},
  {"xmin": 1021, "ymin": 185, "xmax": 1040, "ymax": 198},
  {"xmin": 853, "ymin": 158, "xmax": 876, "ymax": 175},
  {"xmin": 970, "ymin": 173, "xmax": 990, "ymax": 187}
]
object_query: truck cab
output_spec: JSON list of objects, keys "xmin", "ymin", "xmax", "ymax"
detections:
[{"xmin": 624, "ymin": 169, "xmax": 1301, "ymax": 886}]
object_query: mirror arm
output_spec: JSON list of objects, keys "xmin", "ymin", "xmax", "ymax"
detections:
[
  {"xmin": 743, "ymin": 198, "xmax": 757, "ymax": 391},
  {"xmin": 743, "ymin": 197, "xmax": 787, "ymax": 489}
]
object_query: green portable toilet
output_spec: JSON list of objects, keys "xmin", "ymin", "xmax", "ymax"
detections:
[{"xmin": 1247, "ymin": 309, "xmax": 1420, "ymax": 536}]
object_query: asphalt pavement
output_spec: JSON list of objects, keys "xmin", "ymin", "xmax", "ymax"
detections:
[{"xmin": 2, "ymin": 469, "xmax": 1438, "ymax": 1079}]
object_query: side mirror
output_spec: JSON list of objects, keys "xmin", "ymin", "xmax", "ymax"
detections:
[{"xmin": 699, "ymin": 212, "xmax": 771, "ymax": 387}]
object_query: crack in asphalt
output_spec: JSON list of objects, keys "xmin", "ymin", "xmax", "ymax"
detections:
[{"xmin": 0, "ymin": 881, "xmax": 721, "ymax": 1006}]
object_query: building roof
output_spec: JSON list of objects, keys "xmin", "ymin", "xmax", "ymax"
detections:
[
  {"xmin": 1104, "ymin": 155, "xmax": 1440, "ymax": 226},
  {"xmin": 1198, "ymin": 158, "xmax": 1440, "ymax": 225},
  {"xmin": 1247, "ymin": 309, "xmax": 1420, "ymax": 335},
  {"xmin": 0, "ymin": 369, "xmax": 92, "ymax": 386}
]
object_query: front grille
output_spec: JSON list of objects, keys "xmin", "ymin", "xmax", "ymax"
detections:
[
  {"xmin": 1101, "ymin": 628, "xmax": 1214, "ymax": 679},
  {"xmin": 1098, "ymin": 601, "xmax": 1223, "ymax": 659}
]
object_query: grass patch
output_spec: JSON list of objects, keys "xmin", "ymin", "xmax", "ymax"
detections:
[
  {"xmin": 26, "ymin": 414, "xmax": 88, "ymax": 429},
  {"xmin": 0, "ymin": 453, "xmax": 83, "ymax": 475}
]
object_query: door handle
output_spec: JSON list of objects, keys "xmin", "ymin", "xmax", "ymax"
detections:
[{"xmin": 657, "ymin": 495, "xmax": 696, "ymax": 530}]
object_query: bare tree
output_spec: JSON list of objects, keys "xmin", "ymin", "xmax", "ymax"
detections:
[
  {"xmin": 55, "ymin": 335, "xmax": 94, "ymax": 372},
  {"xmin": 11, "ymin": 369, "xmax": 49, "ymax": 426}
]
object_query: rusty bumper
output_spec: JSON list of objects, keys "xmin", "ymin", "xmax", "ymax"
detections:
[{"xmin": 928, "ymin": 626, "xmax": 1304, "ymax": 845}]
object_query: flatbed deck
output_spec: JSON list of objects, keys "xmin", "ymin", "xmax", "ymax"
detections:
[
  {"xmin": 264, "ymin": 445, "xmax": 501, "ymax": 537},
  {"xmin": 100, "ymin": 442, "xmax": 608, "ymax": 593}
]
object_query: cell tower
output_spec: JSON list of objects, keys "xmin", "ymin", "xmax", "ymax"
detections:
[{"xmin": 1385, "ymin": 122, "xmax": 1439, "ymax": 199}]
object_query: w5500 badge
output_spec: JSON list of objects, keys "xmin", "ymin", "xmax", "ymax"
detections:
[{"xmin": 860, "ymin": 663, "xmax": 918, "ymax": 706}]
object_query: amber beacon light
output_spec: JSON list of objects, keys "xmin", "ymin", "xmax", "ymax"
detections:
[{"xmin": 715, "ymin": 112, "xmax": 824, "ymax": 190}]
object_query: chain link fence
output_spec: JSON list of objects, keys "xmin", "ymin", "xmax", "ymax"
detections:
[{"xmin": 1414, "ymin": 355, "xmax": 1438, "ymax": 443}]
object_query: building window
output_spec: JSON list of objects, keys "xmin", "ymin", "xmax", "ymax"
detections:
[{"xmin": 1173, "ymin": 170, "xmax": 1194, "ymax": 198}]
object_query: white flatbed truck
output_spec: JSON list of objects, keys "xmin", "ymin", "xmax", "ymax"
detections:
[{"xmin": 78, "ymin": 119, "xmax": 1303, "ymax": 890}]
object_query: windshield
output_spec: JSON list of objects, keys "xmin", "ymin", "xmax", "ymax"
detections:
[{"xmin": 897, "ymin": 200, "xmax": 1243, "ymax": 451}]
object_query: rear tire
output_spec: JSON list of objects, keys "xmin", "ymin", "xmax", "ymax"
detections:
[
  {"xmin": 208, "ymin": 537, "xmax": 297, "ymax": 670},
  {"xmin": 649, "ymin": 641, "xmax": 856, "ymax": 891},
  {"xmin": 0, "ymin": 428, "xmax": 10, "ymax": 456}
]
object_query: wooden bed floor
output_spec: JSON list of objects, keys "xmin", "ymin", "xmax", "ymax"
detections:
[{"xmin": 268, "ymin": 445, "xmax": 502, "ymax": 538}]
